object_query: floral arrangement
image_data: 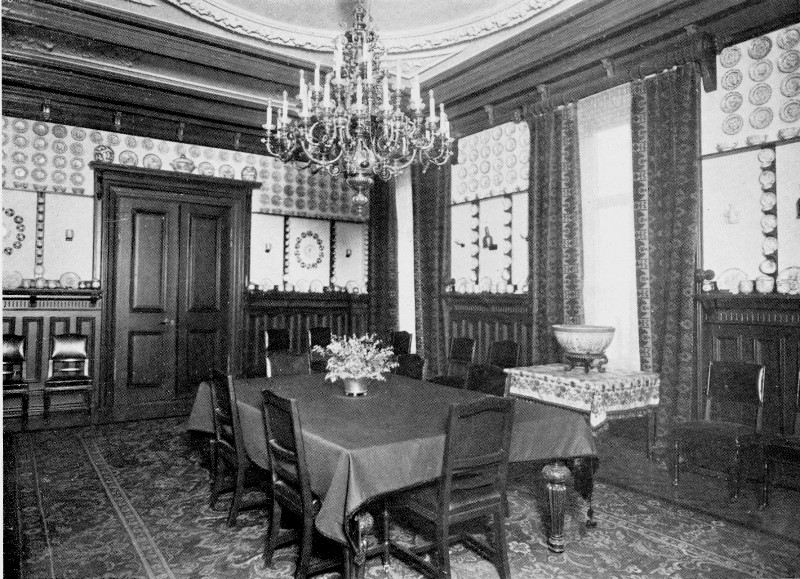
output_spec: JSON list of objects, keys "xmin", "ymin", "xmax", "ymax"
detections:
[{"xmin": 313, "ymin": 334, "xmax": 398, "ymax": 382}]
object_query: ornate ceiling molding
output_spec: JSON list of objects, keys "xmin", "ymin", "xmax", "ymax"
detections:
[{"xmin": 163, "ymin": 0, "xmax": 566, "ymax": 53}]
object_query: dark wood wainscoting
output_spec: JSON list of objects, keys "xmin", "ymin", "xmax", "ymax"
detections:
[
  {"xmin": 698, "ymin": 294, "xmax": 800, "ymax": 436},
  {"xmin": 442, "ymin": 293, "xmax": 532, "ymax": 366},
  {"xmin": 242, "ymin": 291, "xmax": 370, "ymax": 376},
  {"xmin": 2, "ymin": 290, "xmax": 102, "ymax": 417}
]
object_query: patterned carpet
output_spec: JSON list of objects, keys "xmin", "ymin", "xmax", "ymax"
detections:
[{"xmin": 9, "ymin": 417, "xmax": 800, "ymax": 579}]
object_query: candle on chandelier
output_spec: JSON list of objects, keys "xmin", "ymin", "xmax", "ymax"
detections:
[
  {"xmin": 323, "ymin": 74, "xmax": 331, "ymax": 108},
  {"xmin": 356, "ymin": 76, "xmax": 363, "ymax": 106},
  {"xmin": 395, "ymin": 61, "xmax": 402, "ymax": 92},
  {"xmin": 314, "ymin": 64, "xmax": 320, "ymax": 89},
  {"xmin": 281, "ymin": 90, "xmax": 289, "ymax": 122},
  {"xmin": 412, "ymin": 74, "xmax": 421, "ymax": 106},
  {"xmin": 429, "ymin": 89, "xmax": 435, "ymax": 121},
  {"xmin": 440, "ymin": 103, "xmax": 449, "ymax": 137},
  {"xmin": 382, "ymin": 76, "xmax": 390, "ymax": 110},
  {"xmin": 334, "ymin": 39, "xmax": 342, "ymax": 80},
  {"xmin": 266, "ymin": 100, "xmax": 272, "ymax": 129},
  {"xmin": 299, "ymin": 70, "xmax": 305, "ymax": 95}
]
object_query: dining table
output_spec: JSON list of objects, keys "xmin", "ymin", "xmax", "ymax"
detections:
[{"xmin": 187, "ymin": 373, "xmax": 597, "ymax": 575}]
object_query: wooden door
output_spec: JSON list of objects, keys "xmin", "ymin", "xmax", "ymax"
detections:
[{"xmin": 112, "ymin": 194, "xmax": 230, "ymax": 417}]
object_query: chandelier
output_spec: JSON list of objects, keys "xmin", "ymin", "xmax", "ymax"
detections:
[{"xmin": 262, "ymin": 0, "xmax": 453, "ymax": 214}]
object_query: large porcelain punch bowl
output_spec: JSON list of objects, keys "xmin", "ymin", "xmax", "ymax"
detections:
[{"xmin": 552, "ymin": 325, "xmax": 615, "ymax": 355}]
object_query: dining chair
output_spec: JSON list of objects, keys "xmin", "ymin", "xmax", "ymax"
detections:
[
  {"xmin": 3, "ymin": 334, "xmax": 29, "ymax": 425},
  {"xmin": 266, "ymin": 328, "xmax": 291, "ymax": 354},
  {"xmin": 395, "ymin": 354, "xmax": 426, "ymax": 380},
  {"xmin": 487, "ymin": 340, "xmax": 520, "ymax": 369},
  {"xmin": 261, "ymin": 388, "xmax": 344, "ymax": 578},
  {"xmin": 208, "ymin": 372, "xmax": 268, "ymax": 526},
  {"xmin": 464, "ymin": 363, "xmax": 508, "ymax": 396},
  {"xmin": 390, "ymin": 330, "xmax": 412, "ymax": 357},
  {"xmin": 308, "ymin": 327, "xmax": 332, "ymax": 373},
  {"xmin": 672, "ymin": 361, "xmax": 765, "ymax": 500},
  {"xmin": 388, "ymin": 395, "xmax": 516, "ymax": 579},
  {"xmin": 428, "ymin": 336, "xmax": 475, "ymax": 389},
  {"xmin": 43, "ymin": 333, "xmax": 93, "ymax": 418},
  {"xmin": 268, "ymin": 351, "xmax": 311, "ymax": 377},
  {"xmin": 760, "ymin": 370, "xmax": 800, "ymax": 508}
]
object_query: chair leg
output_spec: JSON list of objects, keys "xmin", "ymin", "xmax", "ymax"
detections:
[
  {"xmin": 760, "ymin": 455, "xmax": 770, "ymax": 509},
  {"xmin": 263, "ymin": 499, "xmax": 282, "ymax": 566},
  {"xmin": 21, "ymin": 392, "xmax": 29, "ymax": 428},
  {"xmin": 436, "ymin": 522, "xmax": 451, "ymax": 579},
  {"xmin": 226, "ymin": 465, "xmax": 246, "ymax": 527},
  {"xmin": 731, "ymin": 441, "xmax": 742, "ymax": 501},
  {"xmin": 672, "ymin": 439, "xmax": 680, "ymax": 486},
  {"xmin": 296, "ymin": 515, "xmax": 315, "ymax": 579},
  {"xmin": 492, "ymin": 512, "xmax": 510, "ymax": 579},
  {"xmin": 208, "ymin": 446, "xmax": 223, "ymax": 509}
]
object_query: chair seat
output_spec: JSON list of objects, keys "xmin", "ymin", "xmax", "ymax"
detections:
[
  {"xmin": 674, "ymin": 420, "xmax": 758, "ymax": 439},
  {"xmin": 765, "ymin": 435, "xmax": 800, "ymax": 462},
  {"xmin": 45, "ymin": 375, "xmax": 92, "ymax": 386},
  {"xmin": 428, "ymin": 375, "xmax": 466, "ymax": 389},
  {"xmin": 400, "ymin": 483, "xmax": 503, "ymax": 521},
  {"xmin": 275, "ymin": 480, "xmax": 322, "ymax": 516}
]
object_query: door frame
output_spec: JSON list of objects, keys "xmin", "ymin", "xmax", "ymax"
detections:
[{"xmin": 92, "ymin": 162, "xmax": 258, "ymax": 415}]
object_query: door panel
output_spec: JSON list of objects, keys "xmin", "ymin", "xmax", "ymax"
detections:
[
  {"xmin": 114, "ymin": 197, "xmax": 180, "ymax": 409},
  {"xmin": 177, "ymin": 203, "xmax": 230, "ymax": 398}
]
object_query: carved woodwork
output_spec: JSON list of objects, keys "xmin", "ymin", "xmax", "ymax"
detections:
[
  {"xmin": 442, "ymin": 293, "xmax": 532, "ymax": 368},
  {"xmin": 697, "ymin": 294, "xmax": 800, "ymax": 437},
  {"xmin": 243, "ymin": 292, "xmax": 370, "ymax": 377}
]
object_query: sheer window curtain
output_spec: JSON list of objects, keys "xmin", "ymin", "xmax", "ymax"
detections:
[{"xmin": 577, "ymin": 84, "xmax": 640, "ymax": 371}]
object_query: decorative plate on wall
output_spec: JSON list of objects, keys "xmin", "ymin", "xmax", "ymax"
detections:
[
  {"xmin": 720, "ymin": 46, "xmax": 741, "ymax": 68},
  {"xmin": 780, "ymin": 74, "xmax": 800, "ymax": 97},
  {"xmin": 748, "ymin": 36, "xmax": 772, "ymax": 59},
  {"xmin": 717, "ymin": 268, "xmax": 747, "ymax": 292},
  {"xmin": 143, "ymin": 154, "xmax": 162, "ymax": 170},
  {"xmin": 721, "ymin": 69, "xmax": 743, "ymax": 90},
  {"xmin": 748, "ymin": 83, "xmax": 771, "ymax": 106},
  {"xmin": 777, "ymin": 27, "xmax": 800, "ymax": 50},
  {"xmin": 749, "ymin": 107, "xmax": 773, "ymax": 129},
  {"xmin": 779, "ymin": 99, "xmax": 800, "ymax": 123},
  {"xmin": 777, "ymin": 50, "xmax": 800, "ymax": 73},
  {"xmin": 722, "ymin": 114, "xmax": 744, "ymax": 135},
  {"xmin": 749, "ymin": 59, "xmax": 773, "ymax": 82},
  {"xmin": 294, "ymin": 231, "xmax": 324, "ymax": 269},
  {"xmin": 720, "ymin": 91, "xmax": 743, "ymax": 113}
]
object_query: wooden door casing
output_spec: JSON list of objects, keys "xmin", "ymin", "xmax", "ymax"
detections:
[{"xmin": 94, "ymin": 163, "xmax": 256, "ymax": 420}]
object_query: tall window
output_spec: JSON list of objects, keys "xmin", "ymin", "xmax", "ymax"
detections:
[{"xmin": 577, "ymin": 84, "xmax": 640, "ymax": 370}]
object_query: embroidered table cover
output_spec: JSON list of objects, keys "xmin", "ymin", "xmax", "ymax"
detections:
[{"xmin": 505, "ymin": 364, "xmax": 660, "ymax": 428}]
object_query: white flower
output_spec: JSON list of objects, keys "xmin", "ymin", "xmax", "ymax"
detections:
[{"xmin": 314, "ymin": 334, "xmax": 399, "ymax": 382}]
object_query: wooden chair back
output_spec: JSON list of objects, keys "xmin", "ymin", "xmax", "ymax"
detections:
[
  {"xmin": 209, "ymin": 372, "xmax": 248, "ymax": 468},
  {"xmin": 396, "ymin": 354, "xmax": 425, "ymax": 380},
  {"xmin": 3, "ymin": 334, "xmax": 26, "ymax": 385},
  {"xmin": 265, "ymin": 328, "xmax": 291, "ymax": 353},
  {"xmin": 47, "ymin": 334, "xmax": 90, "ymax": 380},
  {"xmin": 308, "ymin": 327, "xmax": 332, "ymax": 350},
  {"xmin": 440, "ymin": 396, "xmax": 515, "ymax": 514},
  {"xmin": 447, "ymin": 337, "xmax": 476, "ymax": 378},
  {"xmin": 464, "ymin": 364, "xmax": 507, "ymax": 396},
  {"xmin": 262, "ymin": 389, "xmax": 315, "ymax": 514},
  {"xmin": 268, "ymin": 352, "xmax": 311, "ymax": 377},
  {"xmin": 487, "ymin": 340, "xmax": 520, "ymax": 369},
  {"xmin": 390, "ymin": 331, "xmax": 412, "ymax": 357},
  {"xmin": 705, "ymin": 361, "xmax": 765, "ymax": 431}
]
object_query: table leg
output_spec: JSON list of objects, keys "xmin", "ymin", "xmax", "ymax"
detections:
[
  {"xmin": 542, "ymin": 462, "xmax": 571, "ymax": 553},
  {"xmin": 345, "ymin": 511, "xmax": 369, "ymax": 579},
  {"xmin": 571, "ymin": 457, "xmax": 598, "ymax": 528},
  {"xmin": 646, "ymin": 408, "xmax": 657, "ymax": 461}
]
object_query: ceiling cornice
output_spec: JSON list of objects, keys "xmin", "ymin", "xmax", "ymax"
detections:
[{"xmin": 162, "ymin": 0, "xmax": 571, "ymax": 53}]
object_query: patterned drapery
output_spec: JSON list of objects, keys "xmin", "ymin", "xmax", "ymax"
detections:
[
  {"xmin": 631, "ymin": 64, "xmax": 700, "ymax": 460},
  {"xmin": 368, "ymin": 178, "xmax": 399, "ymax": 341},
  {"xmin": 528, "ymin": 103, "xmax": 584, "ymax": 365},
  {"xmin": 412, "ymin": 163, "xmax": 451, "ymax": 376}
]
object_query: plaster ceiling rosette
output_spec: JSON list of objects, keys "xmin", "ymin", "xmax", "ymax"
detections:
[{"xmin": 163, "ymin": 0, "xmax": 568, "ymax": 53}]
